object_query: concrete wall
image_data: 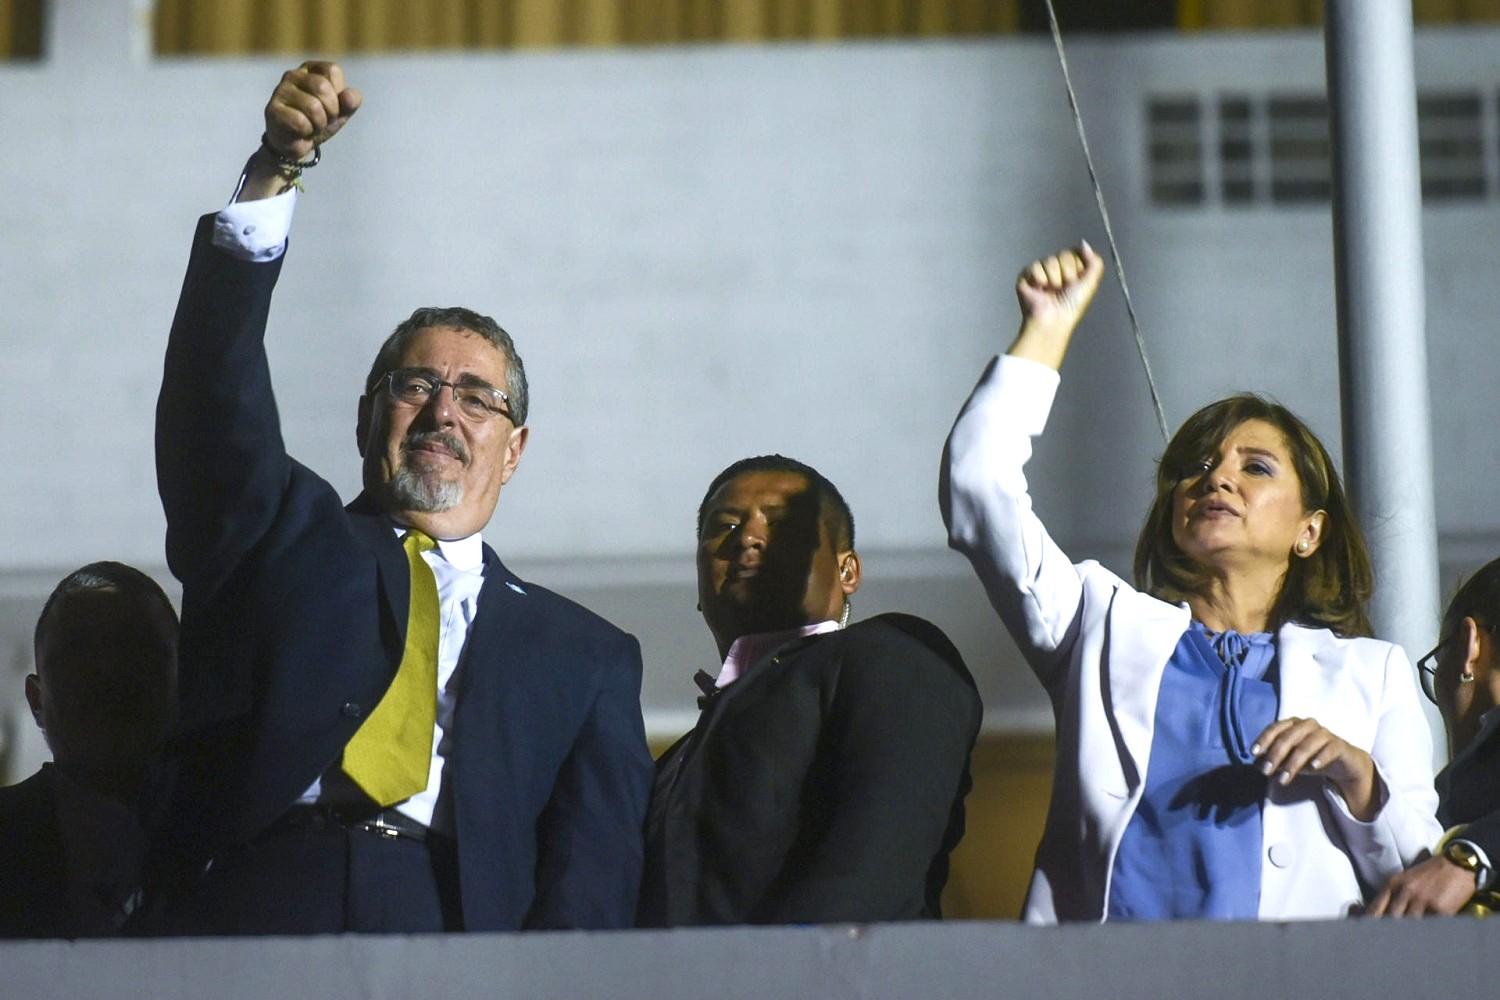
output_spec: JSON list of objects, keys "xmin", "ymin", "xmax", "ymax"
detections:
[
  {"xmin": 2, "ymin": 4, "xmax": 1498, "ymax": 778},
  {"xmin": 2, "ymin": 917, "xmax": 1497, "ymax": 1000}
]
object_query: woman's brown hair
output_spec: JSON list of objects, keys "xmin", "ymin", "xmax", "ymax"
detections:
[{"xmin": 1132, "ymin": 395, "xmax": 1373, "ymax": 637}]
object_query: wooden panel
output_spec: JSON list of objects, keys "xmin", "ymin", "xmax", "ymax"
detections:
[
  {"xmin": 634, "ymin": 0, "xmax": 672, "ymax": 44},
  {"xmin": 512, "ymin": 0, "xmax": 565, "ymax": 48},
  {"xmin": 256, "ymin": 0, "xmax": 308, "ymax": 53},
  {"xmin": 942, "ymin": 733, "xmax": 1053, "ymax": 920},
  {"xmin": 876, "ymin": 0, "xmax": 911, "ymax": 34},
  {"xmin": 386, "ymin": 0, "xmax": 432, "ymax": 49},
  {"xmin": 580, "ymin": 0, "xmax": 626, "ymax": 46},
  {"xmin": 138, "ymin": 0, "xmax": 1500, "ymax": 54},
  {"xmin": 1182, "ymin": 0, "xmax": 1320, "ymax": 30},
  {"xmin": 809, "ymin": 0, "xmax": 844, "ymax": 38},
  {"xmin": 1415, "ymin": 0, "xmax": 1463, "ymax": 22},
  {"xmin": 423, "ymin": 0, "xmax": 472, "ymax": 48},
  {"xmin": 192, "ymin": 0, "xmax": 254, "ymax": 54},
  {"xmin": 152, "ymin": 0, "xmax": 177, "ymax": 53},
  {"xmin": 145, "ymin": 0, "xmax": 1035, "ymax": 53},
  {"xmin": 472, "ymin": 0, "xmax": 510, "ymax": 47},
  {"xmin": 916, "ymin": 0, "xmax": 952, "ymax": 34},
  {"xmin": 345, "ymin": 0, "xmax": 381, "ymax": 51},
  {"xmin": 308, "ymin": 0, "xmax": 352, "ymax": 53},
  {"xmin": 723, "ymin": 0, "xmax": 770, "ymax": 41},
  {"xmin": 765, "ymin": 0, "xmax": 812, "ymax": 41},
  {"xmin": 0, "ymin": 0, "xmax": 43, "ymax": 58}
]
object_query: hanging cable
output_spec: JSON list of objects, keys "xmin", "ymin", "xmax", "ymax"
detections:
[{"xmin": 1042, "ymin": 0, "xmax": 1171, "ymax": 444}]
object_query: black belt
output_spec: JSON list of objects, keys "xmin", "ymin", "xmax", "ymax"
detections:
[{"xmin": 269, "ymin": 803, "xmax": 437, "ymax": 844}]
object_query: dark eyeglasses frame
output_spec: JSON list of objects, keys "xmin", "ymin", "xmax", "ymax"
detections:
[
  {"xmin": 382, "ymin": 369, "xmax": 513, "ymax": 423},
  {"xmin": 1416, "ymin": 641, "xmax": 1444, "ymax": 705},
  {"xmin": 1417, "ymin": 618, "xmax": 1495, "ymax": 705}
]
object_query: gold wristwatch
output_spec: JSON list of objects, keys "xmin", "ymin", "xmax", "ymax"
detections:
[
  {"xmin": 1441, "ymin": 837, "xmax": 1498, "ymax": 915},
  {"xmin": 1443, "ymin": 839, "xmax": 1491, "ymax": 887}
]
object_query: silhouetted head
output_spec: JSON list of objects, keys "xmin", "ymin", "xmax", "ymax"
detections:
[
  {"xmin": 27, "ymin": 562, "xmax": 179, "ymax": 797},
  {"xmin": 1424, "ymin": 557, "xmax": 1500, "ymax": 754}
]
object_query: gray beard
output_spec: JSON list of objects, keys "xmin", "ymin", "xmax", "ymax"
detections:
[{"xmin": 388, "ymin": 467, "xmax": 464, "ymax": 512}]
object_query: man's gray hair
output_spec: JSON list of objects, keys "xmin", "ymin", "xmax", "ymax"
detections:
[{"xmin": 364, "ymin": 306, "xmax": 529, "ymax": 426}]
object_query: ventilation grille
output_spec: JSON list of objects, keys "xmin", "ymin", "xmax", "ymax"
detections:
[{"xmin": 1148, "ymin": 89, "xmax": 1491, "ymax": 207}]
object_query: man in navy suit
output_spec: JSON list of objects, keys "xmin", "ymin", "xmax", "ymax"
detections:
[
  {"xmin": 150, "ymin": 62, "xmax": 652, "ymax": 933},
  {"xmin": 0, "ymin": 562, "xmax": 178, "ymax": 938},
  {"xmin": 1371, "ymin": 556, "xmax": 1500, "ymax": 917}
]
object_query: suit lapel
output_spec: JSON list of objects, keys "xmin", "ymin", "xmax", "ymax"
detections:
[
  {"xmin": 1275, "ymin": 624, "xmax": 1343, "ymax": 727},
  {"xmin": 1104, "ymin": 587, "xmax": 1189, "ymax": 792},
  {"xmin": 345, "ymin": 493, "xmax": 409, "ymax": 648},
  {"xmin": 695, "ymin": 632, "xmax": 827, "ymax": 743},
  {"xmin": 464, "ymin": 545, "xmax": 532, "ymax": 668},
  {"xmin": 450, "ymin": 547, "xmax": 583, "ymax": 806}
]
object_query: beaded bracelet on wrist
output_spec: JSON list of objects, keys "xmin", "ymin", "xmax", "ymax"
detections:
[{"xmin": 260, "ymin": 132, "xmax": 321, "ymax": 175}]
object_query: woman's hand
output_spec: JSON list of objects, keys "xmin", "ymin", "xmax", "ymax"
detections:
[
  {"xmin": 1252, "ymin": 716, "xmax": 1380, "ymax": 821},
  {"xmin": 1007, "ymin": 242, "xmax": 1106, "ymax": 371}
]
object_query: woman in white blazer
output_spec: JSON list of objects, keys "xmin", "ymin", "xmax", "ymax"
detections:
[{"xmin": 941, "ymin": 244, "xmax": 1440, "ymax": 923}]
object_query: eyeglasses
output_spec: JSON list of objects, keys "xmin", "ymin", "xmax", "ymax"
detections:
[
  {"xmin": 1417, "ymin": 618, "xmax": 1495, "ymax": 704},
  {"xmin": 1416, "ymin": 640, "xmax": 1444, "ymax": 705},
  {"xmin": 382, "ymin": 369, "xmax": 512, "ymax": 423}
]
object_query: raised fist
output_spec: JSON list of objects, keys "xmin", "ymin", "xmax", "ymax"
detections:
[
  {"xmin": 1015, "ymin": 242, "xmax": 1105, "ymax": 333},
  {"xmin": 263, "ymin": 60, "xmax": 362, "ymax": 162}
]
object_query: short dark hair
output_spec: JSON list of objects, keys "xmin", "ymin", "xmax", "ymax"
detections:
[
  {"xmin": 34, "ymin": 561, "xmax": 179, "ymax": 679},
  {"xmin": 1442, "ymin": 557, "xmax": 1500, "ymax": 636},
  {"xmin": 1133, "ymin": 394, "xmax": 1373, "ymax": 637},
  {"xmin": 363, "ymin": 306, "xmax": 529, "ymax": 426},
  {"xmin": 697, "ymin": 455, "xmax": 855, "ymax": 551}
]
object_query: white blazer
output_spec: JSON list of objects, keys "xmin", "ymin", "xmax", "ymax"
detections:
[{"xmin": 941, "ymin": 355, "xmax": 1441, "ymax": 923}]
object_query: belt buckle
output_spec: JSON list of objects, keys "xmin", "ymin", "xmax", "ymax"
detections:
[{"xmin": 368, "ymin": 813, "xmax": 404, "ymax": 840}]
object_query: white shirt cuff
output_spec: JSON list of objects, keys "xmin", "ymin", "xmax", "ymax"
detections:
[{"xmin": 211, "ymin": 188, "xmax": 298, "ymax": 262}]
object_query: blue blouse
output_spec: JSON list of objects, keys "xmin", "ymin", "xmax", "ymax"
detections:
[{"xmin": 1105, "ymin": 622, "xmax": 1279, "ymax": 920}]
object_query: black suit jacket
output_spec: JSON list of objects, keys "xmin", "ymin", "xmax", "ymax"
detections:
[
  {"xmin": 0, "ymin": 766, "xmax": 69, "ymax": 938},
  {"xmin": 1437, "ymin": 711, "xmax": 1500, "ymax": 866},
  {"xmin": 638, "ymin": 613, "xmax": 982, "ymax": 926},
  {"xmin": 153, "ymin": 216, "xmax": 653, "ymax": 931}
]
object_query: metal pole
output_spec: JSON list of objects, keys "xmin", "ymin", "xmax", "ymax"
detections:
[{"xmin": 1324, "ymin": 1, "xmax": 1443, "ymax": 760}]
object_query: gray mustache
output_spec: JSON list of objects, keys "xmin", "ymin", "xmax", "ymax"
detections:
[{"xmin": 403, "ymin": 431, "xmax": 470, "ymax": 465}]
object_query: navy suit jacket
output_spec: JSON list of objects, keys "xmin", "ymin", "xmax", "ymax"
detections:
[
  {"xmin": 1437, "ymin": 711, "xmax": 1500, "ymax": 869},
  {"xmin": 0, "ymin": 766, "xmax": 70, "ymax": 938},
  {"xmin": 153, "ymin": 216, "xmax": 653, "ymax": 930}
]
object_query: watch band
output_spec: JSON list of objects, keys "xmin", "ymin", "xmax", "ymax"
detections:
[{"xmin": 1444, "ymin": 838, "xmax": 1495, "ymax": 891}]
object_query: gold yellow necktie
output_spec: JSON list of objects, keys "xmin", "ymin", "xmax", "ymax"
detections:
[{"xmin": 343, "ymin": 529, "xmax": 440, "ymax": 807}]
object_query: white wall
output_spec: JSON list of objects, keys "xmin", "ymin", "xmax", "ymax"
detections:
[
  {"xmin": 2, "ymin": 4, "xmax": 1498, "ymax": 777},
  {"xmin": 0, "ymin": 917, "xmax": 1492, "ymax": 1000}
]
